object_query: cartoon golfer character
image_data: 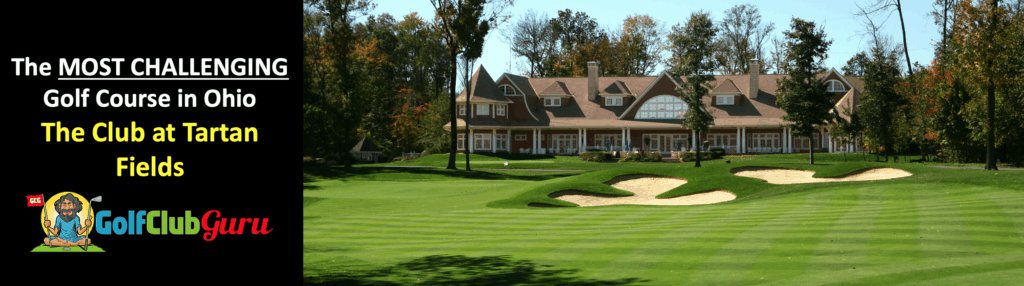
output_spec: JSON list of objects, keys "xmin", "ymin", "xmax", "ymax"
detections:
[{"xmin": 43, "ymin": 193, "xmax": 92, "ymax": 247}]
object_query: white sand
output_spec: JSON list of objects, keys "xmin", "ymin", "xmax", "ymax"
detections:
[
  {"xmin": 551, "ymin": 175, "xmax": 736, "ymax": 207},
  {"xmin": 731, "ymin": 167, "xmax": 912, "ymax": 184}
]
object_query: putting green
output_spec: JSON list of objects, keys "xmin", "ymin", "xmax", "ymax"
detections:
[{"xmin": 30, "ymin": 244, "xmax": 105, "ymax": 252}]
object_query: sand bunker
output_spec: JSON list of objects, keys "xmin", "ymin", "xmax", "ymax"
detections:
[
  {"xmin": 550, "ymin": 175, "xmax": 736, "ymax": 207},
  {"xmin": 731, "ymin": 167, "xmax": 912, "ymax": 184}
]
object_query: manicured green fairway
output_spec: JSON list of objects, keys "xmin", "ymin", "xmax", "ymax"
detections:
[{"xmin": 304, "ymin": 154, "xmax": 1024, "ymax": 285}]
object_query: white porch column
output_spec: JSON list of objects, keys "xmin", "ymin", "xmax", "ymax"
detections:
[
  {"xmin": 622, "ymin": 127, "xmax": 626, "ymax": 150},
  {"xmin": 578, "ymin": 128, "xmax": 582, "ymax": 152},
  {"xmin": 627, "ymin": 128, "xmax": 632, "ymax": 150},
  {"xmin": 492, "ymin": 129, "xmax": 496, "ymax": 152},
  {"xmin": 532, "ymin": 128, "xmax": 537, "ymax": 154},
  {"xmin": 784, "ymin": 128, "xmax": 790, "ymax": 153},
  {"xmin": 741, "ymin": 127, "xmax": 746, "ymax": 153},
  {"xmin": 491, "ymin": 105, "xmax": 495, "ymax": 119},
  {"xmin": 583, "ymin": 129, "xmax": 587, "ymax": 151},
  {"xmin": 469, "ymin": 129, "xmax": 474, "ymax": 153},
  {"xmin": 826, "ymin": 129, "xmax": 832, "ymax": 153},
  {"xmin": 736, "ymin": 128, "xmax": 741, "ymax": 153}
]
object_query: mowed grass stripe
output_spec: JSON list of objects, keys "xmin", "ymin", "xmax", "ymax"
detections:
[
  {"xmin": 865, "ymin": 188, "xmax": 923, "ymax": 265},
  {"xmin": 633, "ymin": 196, "xmax": 799, "ymax": 283},
  {"xmin": 915, "ymin": 189, "xmax": 977, "ymax": 259},
  {"xmin": 755, "ymin": 251, "xmax": 1024, "ymax": 286},
  {"xmin": 975, "ymin": 191, "xmax": 1024, "ymax": 243},
  {"xmin": 352, "ymin": 208, "xmax": 577, "ymax": 257},
  {"xmin": 683, "ymin": 192, "xmax": 835, "ymax": 285},
  {"xmin": 753, "ymin": 189, "xmax": 871, "ymax": 282},
  {"xmin": 410, "ymin": 207, "xmax": 647, "ymax": 257},
  {"xmin": 510, "ymin": 207, "xmax": 698, "ymax": 273},
  {"xmin": 304, "ymin": 209, "xmax": 501, "ymax": 243},
  {"xmin": 948, "ymin": 194, "xmax": 1024, "ymax": 251},
  {"xmin": 586, "ymin": 203, "xmax": 745, "ymax": 280}
]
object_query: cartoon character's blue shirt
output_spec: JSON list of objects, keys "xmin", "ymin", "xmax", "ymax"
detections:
[{"xmin": 52, "ymin": 216, "xmax": 82, "ymax": 242}]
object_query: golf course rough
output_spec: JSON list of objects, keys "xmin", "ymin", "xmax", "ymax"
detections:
[
  {"xmin": 550, "ymin": 174, "xmax": 736, "ymax": 207},
  {"xmin": 731, "ymin": 167, "xmax": 912, "ymax": 184}
]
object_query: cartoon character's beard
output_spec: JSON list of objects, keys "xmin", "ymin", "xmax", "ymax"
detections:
[{"xmin": 59, "ymin": 211, "xmax": 77, "ymax": 223}]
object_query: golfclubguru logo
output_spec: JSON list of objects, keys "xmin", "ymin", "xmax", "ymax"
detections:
[
  {"xmin": 95, "ymin": 209, "xmax": 272, "ymax": 241},
  {"xmin": 30, "ymin": 193, "xmax": 272, "ymax": 253}
]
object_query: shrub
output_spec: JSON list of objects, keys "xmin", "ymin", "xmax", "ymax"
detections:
[
  {"xmin": 619, "ymin": 152, "xmax": 663, "ymax": 162},
  {"xmin": 680, "ymin": 151, "xmax": 714, "ymax": 162},
  {"xmin": 709, "ymin": 148, "xmax": 726, "ymax": 159},
  {"xmin": 579, "ymin": 151, "xmax": 613, "ymax": 162}
]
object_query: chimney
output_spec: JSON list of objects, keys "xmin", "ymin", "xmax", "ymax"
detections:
[
  {"xmin": 749, "ymin": 59, "xmax": 760, "ymax": 99},
  {"xmin": 587, "ymin": 62, "xmax": 599, "ymax": 101}
]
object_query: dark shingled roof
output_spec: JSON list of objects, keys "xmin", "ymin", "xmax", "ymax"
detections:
[
  {"xmin": 601, "ymin": 80, "xmax": 633, "ymax": 95},
  {"xmin": 711, "ymin": 78, "xmax": 741, "ymax": 93},
  {"xmin": 349, "ymin": 137, "xmax": 382, "ymax": 153},
  {"xmin": 538, "ymin": 81, "xmax": 571, "ymax": 96},
  {"xmin": 456, "ymin": 65, "xmax": 512, "ymax": 103}
]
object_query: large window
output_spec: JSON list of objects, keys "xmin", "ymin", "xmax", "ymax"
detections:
[
  {"xmin": 476, "ymin": 104, "xmax": 490, "ymax": 116},
  {"xmin": 605, "ymin": 96, "xmax": 623, "ymax": 106},
  {"xmin": 793, "ymin": 135, "xmax": 819, "ymax": 150},
  {"xmin": 499, "ymin": 85, "xmax": 515, "ymax": 95},
  {"xmin": 593, "ymin": 134, "xmax": 623, "ymax": 150},
  {"xmin": 637, "ymin": 95, "xmax": 688, "ymax": 119},
  {"xmin": 826, "ymin": 80, "xmax": 846, "ymax": 92},
  {"xmin": 543, "ymin": 97, "xmax": 561, "ymax": 107},
  {"xmin": 474, "ymin": 133, "xmax": 492, "ymax": 150},
  {"xmin": 749, "ymin": 133, "xmax": 779, "ymax": 151},
  {"xmin": 457, "ymin": 134, "xmax": 465, "ymax": 150},
  {"xmin": 497, "ymin": 105, "xmax": 506, "ymax": 116},
  {"xmin": 642, "ymin": 134, "xmax": 689, "ymax": 151},
  {"xmin": 495, "ymin": 134, "xmax": 507, "ymax": 150}
]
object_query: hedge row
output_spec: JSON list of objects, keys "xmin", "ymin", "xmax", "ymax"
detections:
[{"xmin": 579, "ymin": 151, "xmax": 613, "ymax": 162}]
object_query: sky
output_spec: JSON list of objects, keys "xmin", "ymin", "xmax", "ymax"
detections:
[{"xmin": 360, "ymin": 0, "xmax": 941, "ymax": 81}]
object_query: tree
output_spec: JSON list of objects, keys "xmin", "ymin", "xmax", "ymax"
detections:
[
  {"xmin": 714, "ymin": 4, "xmax": 776, "ymax": 75},
  {"xmin": 775, "ymin": 18, "xmax": 835, "ymax": 165},
  {"xmin": 614, "ymin": 14, "xmax": 667, "ymax": 76},
  {"xmin": 503, "ymin": 9, "xmax": 555, "ymax": 77},
  {"xmin": 549, "ymin": 9, "xmax": 604, "ymax": 77},
  {"xmin": 855, "ymin": 0, "xmax": 914, "ymax": 78},
  {"xmin": 304, "ymin": 0, "xmax": 377, "ymax": 168},
  {"xmin": 431, "ymin": 0, "xmax": 510, "ymax": 170},
  {"xmin": 858, "ymin": 34, "xmax": 906, "ymax": 162},
  {"xmin": 841, "ymin": 51, "xmax": 870, "ymax": 76},
  {"xmin": 764, "ymin": 36, "xmax": 788, "ymax": 74},
  {"xmin": 670, "ymin": 10, "xmax": 719, "ymax": 168}
]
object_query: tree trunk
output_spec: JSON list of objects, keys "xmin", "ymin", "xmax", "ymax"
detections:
[
  {"xmin": 694, "ymin": 130, "xmax": 701, "ymax": 167},
  {"xmin": 447, "ymin": 50, "xmax": 458, "ymax": 170},
  {"xmin": 465, "ymin": 60, "xmax": 473, "ymax": 171},
  {"xmin": 985, "ymin": 76, "xmax": 997, "ymax": 170},
  {"xmin": 896, "ymin": 0, "xmax": 913, "ymax": 78},
  {"xmin": 809, "ymin": 134, "xmax": 815, "ymax": 165}
]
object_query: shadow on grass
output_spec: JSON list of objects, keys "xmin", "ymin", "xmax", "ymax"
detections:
[
  {"xmin": 303, "ymin": 254, "xmax": 647, "ymax": 286},
  {"xmin": 303, "ymin": 197, "xmax": 325, "ymax": 208},
  {"xmin": 307, "ymin": 167, "xmax": 578, "ymax": 182},
  {"xmin": 303, "ymin": 184, "xmax": 321, "ymax": 190}
]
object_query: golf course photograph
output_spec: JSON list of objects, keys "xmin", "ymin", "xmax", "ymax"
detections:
[{"xmin": 303, "ymin": 0, "xmax": 1023, "ymax": 284}]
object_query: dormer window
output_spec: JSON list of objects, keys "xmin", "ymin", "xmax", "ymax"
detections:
[
  {"xmin": 826, "ymin": 80, "xmax": 846, "ymax": 92},
  {"xmin": 544, "ymin": 98, "xmax": 561, "ymax": 107},
  {"xmin": 458, "ymin": 104, "xmax": 466, "ymax": 115},
  {"xmin": 605, "ymin": 96, "xmax": 623, "ymax": 106},
  {"xmin": 717, "ymin": 95, "xmax": 735, "ymax": 105},
  {"xmin": 476, "ymin": 104, "xmax": 490, "ymax": 116},
  {"xmin": 499, "ymin": 85, "xmax": 515, "ymax": 95},
  {"xmin": 497, "ymin": 104, "xmax": 506, "ymax": 116}
]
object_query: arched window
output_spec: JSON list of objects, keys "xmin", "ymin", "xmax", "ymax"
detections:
[
  {"xmin": 825, "ymin": 80, "xmax": 846, "ymax": 92},
  {"xmin": 499, "ymin": 84, "xmax": 516, "ymax": 95},
  {"xmin": 636, "ymin": 95, "xmax": 688, "ymax": 119}
]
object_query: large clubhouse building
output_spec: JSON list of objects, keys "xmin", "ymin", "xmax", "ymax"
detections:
[{"xmin": 443, "ymin": 59, "xmax": 864, "ymax": 156}]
